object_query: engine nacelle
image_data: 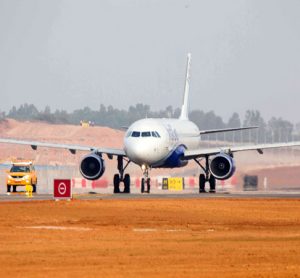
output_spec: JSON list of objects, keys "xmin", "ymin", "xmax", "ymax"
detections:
[
  {"xmin": 79, "ymin": 153, "xmax": 105, "ymax": 180},
  {"xmin": 209, "ymin": 153, "xmax": 236, "ymax": 180}
]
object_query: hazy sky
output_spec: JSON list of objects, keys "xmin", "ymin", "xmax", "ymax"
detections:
[{"xmin": 0, "ymin": 0, "xmax": 299, "ymax": 122}]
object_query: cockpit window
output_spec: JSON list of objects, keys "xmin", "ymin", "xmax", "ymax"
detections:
[
  {"xmin": 131, "ymin": 131, "xmax": 140, "ymax": 137},
  {"xmin": 126, "ymin": 131, "xmax": 132, "ymax": 138},
  {"xmin": 142, "ymin": 131, "xmax": 151, "ymax": 137},
  {"xmin": 131, "ymin": 131, "xmax": 160, "ymax": 138}
]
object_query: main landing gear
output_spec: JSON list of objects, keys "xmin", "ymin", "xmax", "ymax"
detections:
[
  {"xmin": 141, "ymin": 165, "xmax": 150, "ymax": 193},
  {"xmin": 113, "ymin": 156, "xmax": 131, "ymax": 193},
  {"xmin": 194, "ymin": 155, "xmax": 216, "ymax": 193}
]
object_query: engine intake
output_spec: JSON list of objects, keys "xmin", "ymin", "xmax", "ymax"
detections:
[
  {"xmin": 209, "ymin": 153, "xmax": 235, "ymax": 180},
  {"xmin": 80, "ymin": 153, "xmax": 105, "ymax": 180}
]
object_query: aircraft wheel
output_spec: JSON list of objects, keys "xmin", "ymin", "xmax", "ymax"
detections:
[
  {"xmin": 141, "ymin": 178, "xmax": 145, "ymax": 193},
  {"xmin": 199, "ymin": 174, "xmax": 206, "ymax": 193},
  {"xmin": 146, "ymin": 178, "xmax": 151, "ymax": 193},
  {"xmin": 7, "ymin": 185, "xmax": 11, "ymax": 193},
  {"xmin": 113, "ymin": 174, "xmax": 120, "ymax": 193},
  {"xmin": 13, "ymin": 185, "xmax": 17, "ymax": 193},
  {"xmin": 209, "ymin": 175, "xmax": 216, "ymax": 193},
  {"xmin": 123, "ymin": 174, "xmax": 130, "ymax": 193},
  {"xmin": 32, "ymin": 184, "xmax": 37, "ymax": 193}
]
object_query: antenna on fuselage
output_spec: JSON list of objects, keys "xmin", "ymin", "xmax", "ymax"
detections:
[{"xmin": 179, "ymin": 53, "xmax": 191, "ymax": 120}]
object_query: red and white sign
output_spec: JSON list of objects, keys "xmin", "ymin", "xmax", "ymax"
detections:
[{"xmin": 54, "ymin": 179, "xmax": 72, "ymax": 199}]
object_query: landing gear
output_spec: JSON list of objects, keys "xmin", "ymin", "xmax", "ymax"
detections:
[
  {"xmin": 113, "ymin": 174, "xmax": 120, "ymax": 193},
  {"xmin": 209, "ymin": 175, "xmax": 216, "ymax": 193},
  {"xmin": 199, "ymin": 174, "xmax": 206, "ymax": 193},
  {"xmin": 113, "ymin": 156, "xmax": 131, "ymax": 194},
  {"xmin": 124, "ymin": 174, "xmax": 130, "ymax": 193},
  {"xmin": 195, "ymin": 156, "xmax": 216, "ymax": 193},
  {"xmin": 141, "ymin": 178, "xmax": 151, "ymax": 193},
  {"xmin": 141, "ymin": 165, "xmax": 150, "ymax": 193},
  {"xmin": 141, "ymin": 178, "xmax": 145, "ymax": 193}
]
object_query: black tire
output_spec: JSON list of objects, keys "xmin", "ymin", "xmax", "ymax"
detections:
[
  {"xmin": 146, "ymin": 178, "xmax": 151, "ymax": 193},
  {"xmin": 209, "ymin": 175, "xmax": 216, "ymax": 193},
  {"xmin": 123, "ymin": 174, "xmax": 130, "ymax": 194},
  {"xmin": 113, "ymin": 174, "xmax": 120, "ymax": 193},
  {"xmin": 141, "ymin": 178, "xmax": 145, "ymax": 193},
  {"xmin": 199, "ymin": 174, "xmax": 206, "ymax": 193},
  {"xmin": 12, "ymin": 185, "xmax": 17, "ymax": 193},
  {"xmin": 7, "ymin": 185, "xmax": 11, "ymax": 193},
  {"xmin": 32, "ymin": 184, "xmax": 37, "ymax": 193}
]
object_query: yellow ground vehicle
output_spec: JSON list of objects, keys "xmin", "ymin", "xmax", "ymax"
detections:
[{"xmin": 6, "ymin": 161, "xmax": 37, "ymax": 193}]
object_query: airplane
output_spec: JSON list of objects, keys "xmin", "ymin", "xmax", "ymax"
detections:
[{"xmin": 1, "ymin": 53, "xmax": 300, "ymax": 194}]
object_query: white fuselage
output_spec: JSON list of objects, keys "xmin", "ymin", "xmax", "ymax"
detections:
[{"xmin": 124, "ymin": 118, "xmax": 201, "ymax": 167}]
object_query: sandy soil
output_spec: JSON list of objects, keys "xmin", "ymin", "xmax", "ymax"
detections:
[{"xmin": 1, "ymin": 198, "xmax": 300, "ymax": 277}]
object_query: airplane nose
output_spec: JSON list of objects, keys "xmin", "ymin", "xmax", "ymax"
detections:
[{"xmin": 125, "ymin": 140, "xmax": 160, "ymax": 165}]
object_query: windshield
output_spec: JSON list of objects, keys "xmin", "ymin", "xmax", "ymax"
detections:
[
  {"xmin": 131, "ymin": 131, "xmax": 160, "ymax": 138},
  {"xmin": 131, "ymin": 131, "xmax": 141, "ymax": 137},
  {"xmin": 141, "ymin": 131, "xmax": 151, "ymax": 137},
  {"xmin": 10, "ymin": 166, "xmax": 30, "ymax": 173}
]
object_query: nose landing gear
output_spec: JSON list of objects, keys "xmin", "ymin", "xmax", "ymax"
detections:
[
  {"xmin": 141, "ymin": 165, "xmax": 151, "ymax": 193},
  {"xmin": 113, "ymin": 156, "xmax": 131, "ymax": 193}
]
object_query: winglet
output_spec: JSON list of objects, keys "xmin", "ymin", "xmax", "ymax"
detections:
[{"xmin": 179, "ymin": 53, "xmax": 191, "ymax": 120}]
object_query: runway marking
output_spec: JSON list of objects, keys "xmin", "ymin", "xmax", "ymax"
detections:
[
  {"xmin": 18, "ymin": 226, "xmax": 92, "ymax": 231},
  {"xmin": 165, "ymin": 229, "xmax": 187, "ymax": 232},
  {"xmin": 133, "ymin": 228, "xmax": 157, "ymax": 232},
  {"xmin": 133, "ymin": 228, "xmax": 187, "ymax": 233}
]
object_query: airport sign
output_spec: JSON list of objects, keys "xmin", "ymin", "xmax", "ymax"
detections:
[{"xmin": 54, "ymin": 179, "xmax": 72, "ymax": 200}]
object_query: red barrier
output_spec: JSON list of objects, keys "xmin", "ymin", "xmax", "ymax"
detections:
[{"xmin": 91, "ymin": 179, "xmax": 108, "ymax": 189}]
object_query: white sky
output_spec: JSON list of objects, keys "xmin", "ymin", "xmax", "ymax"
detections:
[{"xmin": 0, "ymin": 0, "xmax": 299, "ymax": 122}]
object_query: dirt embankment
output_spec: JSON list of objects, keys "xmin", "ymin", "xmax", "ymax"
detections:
[{"xmin": 0, "ymin": 119, "xmax": 124, "ymax": 165}]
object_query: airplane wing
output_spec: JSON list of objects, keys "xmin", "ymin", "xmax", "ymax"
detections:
[
  {"xmin": 183, "ymin": 141, "xmax": 300, "ymax": 159},
  {"xmin": 0, "ymin": 138, "xmax": 126, "ymax": 157},
  {"xmin": 199, "ymin": 126, "xmax": 258, "ymax": 135}
]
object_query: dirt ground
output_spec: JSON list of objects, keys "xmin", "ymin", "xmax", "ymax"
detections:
[{"xmin": 1, "ymin": 198, "xmax": 300, "ymax": 277}]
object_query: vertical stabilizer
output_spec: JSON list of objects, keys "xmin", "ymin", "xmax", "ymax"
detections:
[{"xmin": 179, "ymin": 53, "xmax": 191, "ymax": 120}]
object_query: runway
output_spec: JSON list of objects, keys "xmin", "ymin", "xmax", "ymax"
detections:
[{"xmin": 1, "ymin": 191, "xmax": 300, "ymax": 202}]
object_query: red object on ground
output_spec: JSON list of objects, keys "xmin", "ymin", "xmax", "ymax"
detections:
[{"xmin": 54, "ymin": 179, "xmax": 72, "ymax": 199}]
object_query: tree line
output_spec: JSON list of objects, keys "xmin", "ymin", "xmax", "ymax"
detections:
[{"xmin": 1, "ymin": 103, "xmax": 300, "ymax": 143}]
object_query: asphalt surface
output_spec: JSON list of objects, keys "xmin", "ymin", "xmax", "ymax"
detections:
[{"xmin": 1, "ymin": 191, "xmax": 300, "ymax": 202}]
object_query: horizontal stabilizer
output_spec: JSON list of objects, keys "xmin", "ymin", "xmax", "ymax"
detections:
[{"xmin": 199, "ymin": 126, "xmax": 258, "ymax": 135}]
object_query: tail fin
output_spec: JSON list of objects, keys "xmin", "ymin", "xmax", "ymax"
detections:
[{"xmin": 179, "ymin": 53, "xmax": 191, "ymax": 120}]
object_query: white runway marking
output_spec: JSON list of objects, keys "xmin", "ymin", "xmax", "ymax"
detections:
[
  {"xmin": 133, "ymin": 228, "xmax": 187, "ymax": 233},
  {"xmin": 133, "ymin": 228, "xmax": 157, "ymax": 232},
  {"xmin": 18, "ymin": 226, "xmax": 92, "ymax": 231},
  {"xmin": 165, "ymin": 229, "xmax": 187, "ymax": 232}
]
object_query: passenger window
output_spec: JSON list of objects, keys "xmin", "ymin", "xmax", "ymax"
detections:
[
  {"xmin": 131, "ymin": 131, "xmax": 140, "ymax": 137},
  {"xmin": 142, "ymin": 132, "xmax": 151, "ymax": 137}
]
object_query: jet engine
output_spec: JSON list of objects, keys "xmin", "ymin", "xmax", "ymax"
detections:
[
  {"xmin": 80, "ymin": 153, "xmax": 105, "ymax": 180},
  {"xmin": 209, "ymin": 153, "xmax": 235, "ymax": 180}
]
